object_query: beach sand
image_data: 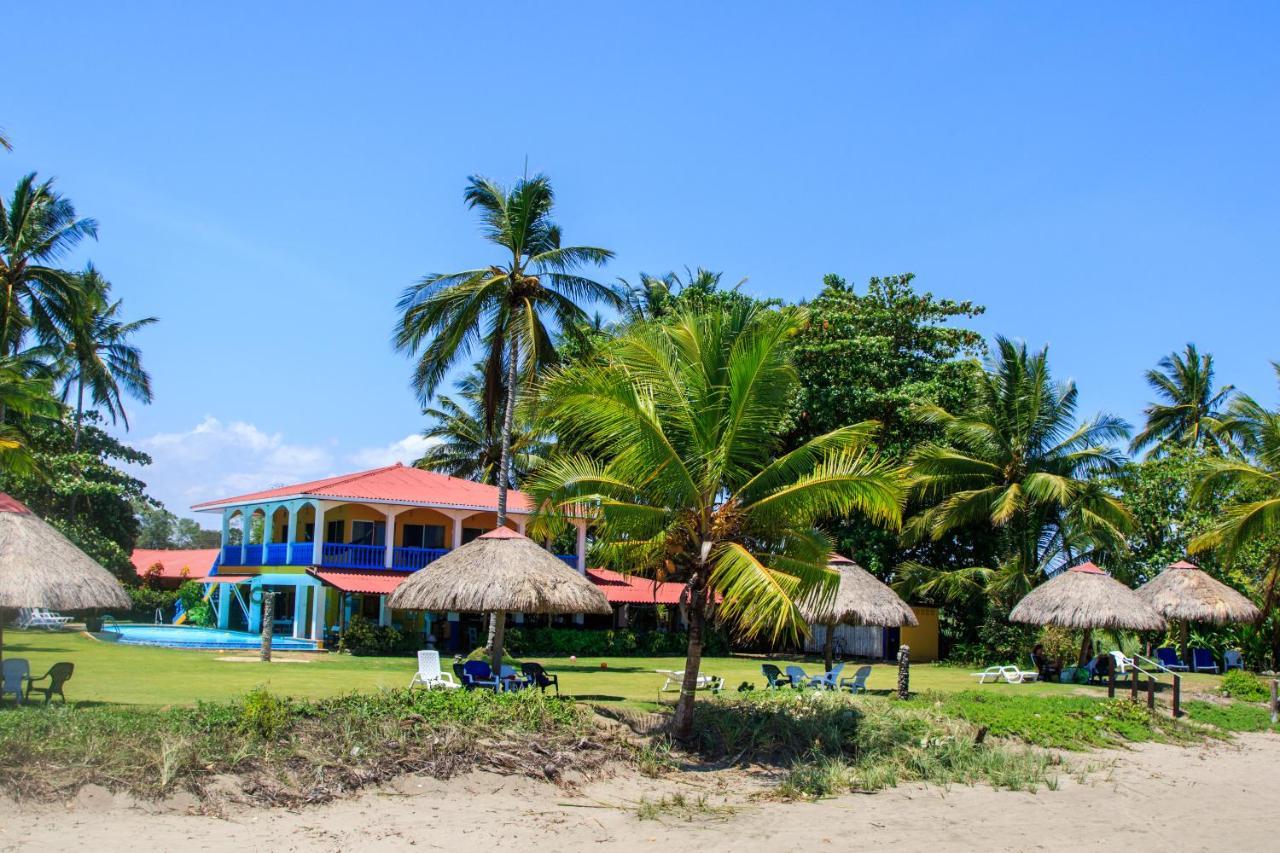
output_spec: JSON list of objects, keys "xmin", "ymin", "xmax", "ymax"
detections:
[{"xmin": 2, "ymin": 733, "xmax": 1276, "ymax": 852}]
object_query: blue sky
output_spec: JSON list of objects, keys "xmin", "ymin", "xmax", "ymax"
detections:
[{"xmin": 4, "ymin": 3, "xmax": 1278, "ymax": 521}]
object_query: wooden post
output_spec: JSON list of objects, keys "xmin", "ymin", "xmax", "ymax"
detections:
[
  {"xmin": 1172, "ymin": 674, "xmax": 1181, "ymax": 718},
  {"xmin": 1107, "ymin": 662, "xmax": 1116, "ymax": 699},
  {"xmin": 260, "ymin": 591, "xmax": 275, "ymax": 663},
  {"xmin": 1271, "ymin": 680, "xmax": 1278, "ymax": 726},
  {"xmin": 1147, "ymin": 675, "xmax": 1155, "ymax": 711},
  {"xmin": 1131, "ymin": 666, "xmax": 1139, "ymax": 701},
  {"xmin": 896, "ymin": 644, "xmax": 910, "ymax": 700}
]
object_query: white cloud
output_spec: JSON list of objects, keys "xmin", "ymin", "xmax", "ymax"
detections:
[{"xmin": 347, "ymin": 433, "xmax": 438, "ymax": 469}]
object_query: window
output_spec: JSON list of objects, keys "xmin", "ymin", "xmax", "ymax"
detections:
[
  {"xmin": 462, "ymin": 527, "xmax": 484, "ymax": 544},
  {"xmin": 326, "ymin": 519, "xmax": 344, "ymax": 543},
  {"xmin": 351, "ymin": 520, "xmax": 386, "ymax": 546},
  {"xmin": 402, "ymin": 524, "xmax": 445, "ymax": 549}
]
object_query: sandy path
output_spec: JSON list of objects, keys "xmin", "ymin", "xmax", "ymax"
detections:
[{"xmin": 2, "ymin": 733, "xmax": 1277, "ymax": 852}]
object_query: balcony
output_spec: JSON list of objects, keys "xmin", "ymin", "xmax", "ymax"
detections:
[{"xmin": 222, "ymin": 541, "xmax": 454, "ymax": 572}]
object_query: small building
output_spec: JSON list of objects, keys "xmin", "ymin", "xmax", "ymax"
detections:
[
  {"xmin": 130, "ymin": 548, "xmax": 220, "ymax": 589},
  {"xmin": 805, "ymin": 605, "xmax": 940, "ymax": 662},
  {"xmin": 190, "ymin": 463, "xmax": 589, "ymax": 648}
]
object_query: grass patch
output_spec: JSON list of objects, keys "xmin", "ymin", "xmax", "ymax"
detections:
[
  {"xmin": 0, "ymin": 687, "xmax": 610, "ymax": 804},
  {"xmin": 635, "ymin": 792, "xmax": 736, "ymax": 822},
  {"xmin": 1182, "ymin": 700, "xmax": 1280, "ymax": 733}
]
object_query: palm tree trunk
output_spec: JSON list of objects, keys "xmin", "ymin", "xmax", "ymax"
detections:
[
  {"xmin": 823, "ymin": 622, "xmax": 835, "ymax": 672},
  {"xmin": 673, "ymin": 577, "xmax": 708, "ymax": 742},
  {"xmin": 486, "ymin": 335, "xmax": 520, "ymax": 655},
  {"xmin": 69, "ymin": 377, "xmax": 85, "ymax": 522}
]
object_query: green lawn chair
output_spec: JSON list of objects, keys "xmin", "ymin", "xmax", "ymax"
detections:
[{"xmin": 25, "ymin": 662, "xmax": 73, "ymax": 704}]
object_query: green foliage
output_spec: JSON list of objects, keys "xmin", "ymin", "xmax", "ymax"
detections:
[
  {"xmin": 134, "ymin": 500, "xmax": 219, "ymax": 549},
  {"xmin": 125, "ymin": 585, "xmax": 180, "ymax": 621},
  {"xmin": 937, "ymin": 691, "xmax": 1188, "ymax": 749},
  {"xmin": 175, "ymin": 580, "xmax": 214, "ymax": 627},
  {"xmin": 1183, "ymin": 699, "xmax": 1279, "ymax": 732},
  {"xmin": 1130, "ymin": 343, "xmax": 1235, "ymax": 458},
  {"xmin": 339, "ymin": 613, "xmax": 418, "ymax": 657},
  {"xmin": 1220, "ymin": 670, "xmax": 1270, "ymax": 702},
  {"xmin": 504, "ymin": 627, "xmax": 727, "ymax": 658},
  {"xmin": 237, "ymin": 688, "xmax": 293, "ymax": 740}
]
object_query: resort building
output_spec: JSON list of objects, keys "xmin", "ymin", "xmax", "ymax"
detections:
[{"xmin": 190, "ymin": 462, "xmax": 588, "ymax": 648}]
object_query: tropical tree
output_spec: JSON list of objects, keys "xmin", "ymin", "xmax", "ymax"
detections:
[
  {"xmin": 618, "ymin": 267, "xmax": 751, "ymax": 322},
  {"xmin": 414, "ymin": 364, "xmax": 549, "ymax": 487},
  {"xmin": 0, "ymin": 352, "xmax": 59, "ymax": 474},
  {"xmin": 394, "ymin": 174, "xmax": 618, "ymax": 527},
  {"xmin": 528, "ymin": 305, "xmax": 904, "ymax": 739},
  {"xmin": 1190, "ymin": 362, "xmax": 1280, "ymax": 618},
  {"xmin": 0, "ymin": 174, "xmax": 97, "ymax": 358},
  {"xmin": 47, "ymin": 264, "xmax": 156, "ymax": 451},
  {"xmin": 899, "ymin": 337, "xmax": 1133, "ymax": 605},
  {"xmin": 1130, "ymin": 343, "xmax": 1234, "ymax": 458}
]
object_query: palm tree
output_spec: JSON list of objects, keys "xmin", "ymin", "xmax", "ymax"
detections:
[
  {"xmin": 47, "ymin": 265, "xmax": 156, "ymax": 451},
  {"xmin": 394, "ymin": 174, "xmax": 618, "ymax": 527},
  {"xmin": 414, "ymin": 365, "xmax": 548, "ymax": 487},
  {"xmin": 0, "ymin": 174, "xmax": 97, "ymax": 358},
  {"xmin": 1130, "ymin": 343, "xmax": 1234, "ymax": 458},
  {"xmin": 0, "ymin": 352, "xmax": 59, "ymax": 474},
  {"xmin": 0, "ymin": 128, "xmax": 11, "ymax": 152},
  {"xmin": 1190, "ymin": 362, "xmax": 1280, "ymax": 617},
  {"xmin": 900, "ymin": 337, "xmax": 1132, "ymax": 603},
  {"xmin": 528, "ymin": 305, "xmax": 904, "ymax": 739}
]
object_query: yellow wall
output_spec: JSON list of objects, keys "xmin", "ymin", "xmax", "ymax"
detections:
[
  {"xmin": 394, "ymin": 507, "xmax": 454, "ymax": 547},
  {"xmin": 901, "ymin": 606, "xmax": 940, "ymax": 662}
]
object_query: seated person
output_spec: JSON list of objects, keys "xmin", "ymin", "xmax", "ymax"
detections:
[{"xmin": 1030, "ymin": 644, "xmax": 1061, "ymax": 681}]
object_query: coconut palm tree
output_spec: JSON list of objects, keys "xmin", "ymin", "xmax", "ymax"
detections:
[
  {"xmin": 0, "ymin": 352, "xmax": 59, "ymax": 474},
  {"xmin": 528, "ymin": 305, "xmax": 904, "ymax": 739},
  {"xmin": 1190, "ymin": 362, "xmax": 1280, "ymax": 615},
  {"xmin": 394, "ymin": 174, "xmax": 618, "ymax": 527},
  {"xmin": 900, "ymin": 337, "xmax": 1132, "ymax": 603},
  {"xmin": 1130, "ymin": 343, "xmax": 1234, "ymax": 458},
  {"xmin": 0, "ymin": 174, "xmax": 97, "ymax": 358},
  {"xmin": 46, "ymin": 265, "xmax": 156, "ymax": 451},
  {"xmin": 414, "ymin": 364, "xmax": 549, "ymax": 487}
]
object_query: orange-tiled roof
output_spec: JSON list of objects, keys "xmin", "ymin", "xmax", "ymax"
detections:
[
  {"xmin": 190, "ymin": 463, "xmax": 533, "ymax": 514},
  {"xmin": 130, "ymin": 548, "xmax": 220, "ymax": 581},
  {"xmin": 309, "ymin": 568, "xmax": 412, "ymax": 595},
  {"xmin": 586, "ymin": 567, "xmax": 691, "ymax": 605}
]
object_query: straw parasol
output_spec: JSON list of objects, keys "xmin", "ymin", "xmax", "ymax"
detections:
[
  {"xmin": 799, "ymin": 554, "xmax": 917, "ymax": 672},
  {"xmin": 1136, "ymin": 560, "xmax": 1260, "ymax": 667},
  {"xmin": 1009, "ymin": 561, "xmax": 1166, "ymax": 666},
  {"xmin": 0, "ymin": 493, "xmax": 131, "ymax": 664},
  {"xmin": 387, "ymin": 527, "xmax": 610, "ymax": 674}
]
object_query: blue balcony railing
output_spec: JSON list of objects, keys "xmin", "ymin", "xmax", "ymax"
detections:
[
  {"xmin": 288, "ymin": 543, "xmax": 315, "ymax": 566},
  {"xmin": 393, "ymin": 546, "xmax": 448, "ymax": 571},
  {"xmin": 321, "ymin": 542, "xmax": 384, "ymax": 569},
  {"xmin": 221, "ymin": 545, "xmax": 240, "ymax": 566},
  {"xmin": 265, "ymin": 543, "xmax": 289, "ymax": 565},
  {"xmin": 558, "ymin": 554, "xmax": 578, "ymax": 568},
  {"xmin": 242, "ymin": 544, "xmax": 263, "ymax": 565}
]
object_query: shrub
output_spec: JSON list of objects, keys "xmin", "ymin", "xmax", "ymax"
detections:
[
  {"xmin": 339, "ymin": 613, "xmax": 418, "ymax": 656},
  {"xmin": 503, "ymin": 626, "xmax": 728, "ymax": 658},
  {"xmin": 176, "ymin": 581, "xmax": 214, "ymax": 627},
  {"xmin": 125, "ymin": 586, "xmax": 180, "ymax": 622},
  {"xmin": 1220, "ymin": 670, "xmax": 1270, "ymax": 702},
  {"xmin": 238, "ymin": 688, "xmax": 293, "ymax": 740}
]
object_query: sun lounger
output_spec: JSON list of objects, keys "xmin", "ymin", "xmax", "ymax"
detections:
[
  {"xmin": 971, "ymin": 665, "xmax": 1038, "ymax": 684},
  {"xmin": 1192, "ymin": 648, "xmax": 1219, "ymax": 674},
  {"xmin": 408, "ymin": 650, "xmax": 459, "ymax": 689},
  {"xmin": 24, "ymin": 662, "xmax": 73, "ymax": 704},
  {"xmin": 840, "ymin": 665, "xmax": 872, "ymax": 694},
  {"xmin": 1156, "ymin": 648, "xmax": 1189, "ymax": 672},
  {"xmin": 2, "ymin": 659, "xmax": 29, "ymax": 704},
  {"xmin": 807, "ymin": 662, "xmax": 845, "ymax": 690},
  {"xmin": 1223, "ymin": 650, "xmax": 1244, "ymax": 672},
  {"xmin": 656, "ymin": 670, "xmax": 724, "ymax": 693}
]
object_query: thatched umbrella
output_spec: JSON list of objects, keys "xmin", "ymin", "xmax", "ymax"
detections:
[
  {"xmin": 799, "ymin": 554, "xmax": 917, "ymax": 672},
  {"xmin": 1136, "ymin": 560, "xmax": 1260, "ymax": 668},
  {"xmin": 1009, "ymin": 561, "xmax": 1166, "ymax": 666},
  {"xmin": 387, "ymin": 527, "xmax": 610, "ymax": 675},
  {"xmin": 0, "ymin": 493, "xmax": 130, "ymax": 664}
]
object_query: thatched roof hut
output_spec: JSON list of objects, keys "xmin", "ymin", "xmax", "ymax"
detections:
[
  {"xmin": 0, "ymin": 493, "xmax": 131, "ymax": 662},
  {"xmin": 799, "ymin": 555, "xmax": 917, "ymax": 671},
  {"xmin": 1136, "ymin": 560, "xmax": 1260, "ymax": 666},
  {"xmin": 388, "ymin": 527, "xmax": 610, "ymax": 672},
  {"xmin": 1010, "ymin": 561, "xmax": 1165, "ymax": 665}
]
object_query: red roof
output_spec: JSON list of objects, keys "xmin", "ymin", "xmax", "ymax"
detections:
[
  {"xmin": 309, "ymin": 568, "xmax": 411, "ymax": 595},
  {"xmin": 130, "ymin": 549, "xmax": 220, "ymax": 581},
  {"xmin": 1068, "ymin": 561, "xmax": 1107, "ymax": 575},
  {"xmin": 586, "ymin": 567, "xmax": 691, "ymax": 605},
  {"xmin": 191, "ymin": 463, "xmax": 534, "ymax": 514},
  {"xmin": 1169, "ymin": 560, "xmax": 1199, "ymax": 570},
  {"xmin": 0, "ymin": 493, "xmax": 32, "ymax": 514}
]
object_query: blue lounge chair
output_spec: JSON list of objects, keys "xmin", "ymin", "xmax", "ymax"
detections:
[
  {"xmin": 808, "ymin": 662, "xmax": 845, "ymax": 690},
  {"xmin": 462, "ymin": 660, "xmax": 501, "ymax": 690},
  {"xmin": 840, "ymin": 665, "xmax": 872, "ymax": 693},
  {"xmin": 1223, "ymin": 650, "xmax": 1244, "ymax": 672},
  {"xmin": 1192, "ymin": 648, "xmax": 1219, "ymax": 673},
  {"xmin": 1156, "ymin": 647, "xmax": 1189, "ymax": 672}
]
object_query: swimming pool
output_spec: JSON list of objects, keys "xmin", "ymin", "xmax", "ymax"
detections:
[{"xmin": 103, "ymin": 624, "xmax": 318, "ymax": 650}]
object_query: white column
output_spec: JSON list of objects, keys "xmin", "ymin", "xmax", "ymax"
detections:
[
  {"xmin": 285, "ymin": 505, "xmax": 298, "ymax": 564},
  {"xmin": 383, "ymin": 507, "xmax": 404, "ymax": 568},
  {"xmin": 574, "ymin": 520, "xmax": 588, "ymax": 575},
  {"xmin": 378, "ymin": 595, "xmax": 390, "ymax": 627},
  {"xmin": 444, "ymin": 509, "xmax": 468, "ymax": 550},
  {"xmin": 292, "ymin": 586, "xmax": 307, "ymax": 639},
  {"xmin": 262, "ymin": 504, "xmax": 274, "ymax": 559},
  {"xmin": 216, "ymin": 582, "xmax": 231, "ymax": 628},
  {"xmin": 248, "ymin": 580, "xmax": 262, "ymax": 633},
  {"xmin": 311, "ymin": 586, "xmax": 325, "ymax": 643},
  {"xmin": 220, "ymin": 510, "xmax": 232, "ymax": 563},
  {"xmin": 312, "ymin": 503, "xmax": 327, "ymax": 565}
]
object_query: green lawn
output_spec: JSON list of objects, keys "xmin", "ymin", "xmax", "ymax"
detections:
[{"xmin": 0, "ymin": 628, "xmax": 1227, "ymax": 709}]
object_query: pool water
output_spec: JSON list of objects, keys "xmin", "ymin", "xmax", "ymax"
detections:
[{"xmin": 105, "ymin": 624, "xmax": 317, "ymax": 650}]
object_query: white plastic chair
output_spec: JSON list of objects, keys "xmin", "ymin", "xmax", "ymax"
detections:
[
  {"xmin": 840, "ymin": 665, "xmax": 873, "ymax": 693},
  {"xmin": 656, "ymin": 669, "xmax": 724, "ymax": 692},
  {"xmin": 2, "ymin": 659, "xmax": 29, "ymax": 704},
  {"xmin": 1110, "ymin": 650, "xmax": 1135, "ymax": 676},
  {"xmin": 408, "ymin": 650, "xmax": 459, "ymax": 690},
  {"xmin": 784, "ymin": 665, "xmax": 810, "ymax": 687},
  {"xmin": 808, "ymin": 662, "xmax": 845, "ymax": 690},
  {"xmin": 971, "ymin": 665, "xmax": 1038, "ymax": 684}
]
